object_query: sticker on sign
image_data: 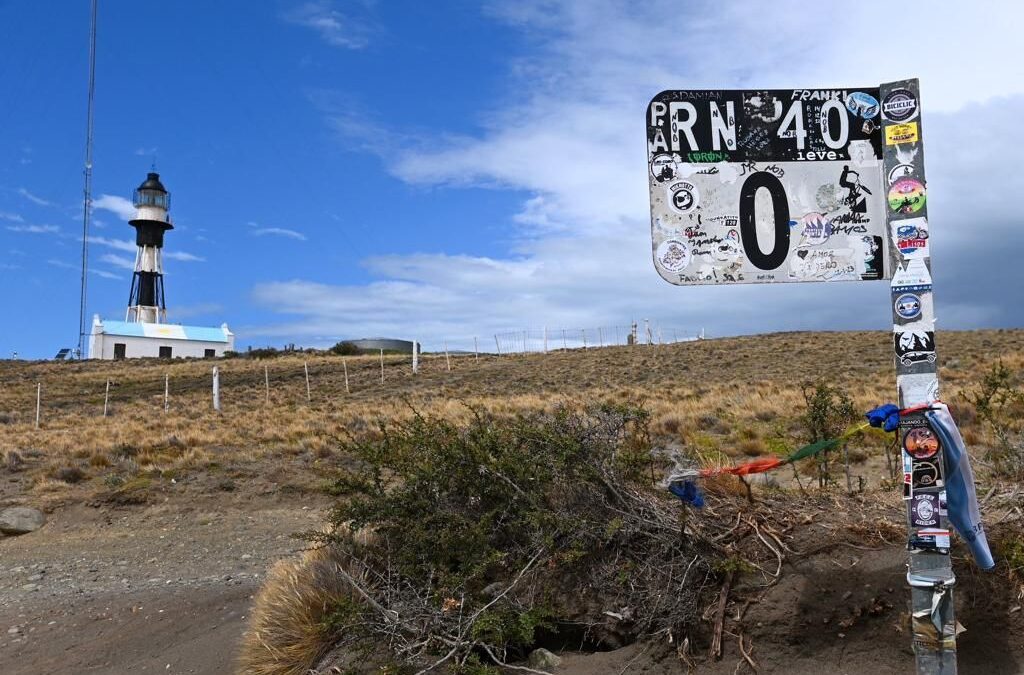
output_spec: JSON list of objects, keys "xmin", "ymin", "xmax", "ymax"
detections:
[{"xmin": 647, "ymin": 88, "xmax": 891, "ymax": 285}]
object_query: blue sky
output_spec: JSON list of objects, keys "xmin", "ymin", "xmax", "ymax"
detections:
[{"xmin": 2, "ymin": 1, "xmax": 1023, "ymax": 359}]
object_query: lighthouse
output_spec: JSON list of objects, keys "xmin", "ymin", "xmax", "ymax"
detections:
[
  {"xmin": 126, "ymin": 172, "xmax": 172, "ymax": 323},
  {"xmin": 88, "ymin": 169, "xmax": 235, "ymax": 360}
]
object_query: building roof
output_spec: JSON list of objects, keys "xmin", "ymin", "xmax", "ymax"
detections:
[
  {"xmin": 137, "ymin": 172, "xmax": 167, "ymax": 193},
  {"xmin": 96, "ymin": 320, "xmax": 231, "ymax": 343}
]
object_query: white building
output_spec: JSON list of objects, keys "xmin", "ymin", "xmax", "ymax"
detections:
[
  {"xmin": 89, "ymin": 316, "xmax": 234, "ymax": 359},
  {"xmin": 88, "ymin": 171, "xmax": 236, "ymax": 360}
]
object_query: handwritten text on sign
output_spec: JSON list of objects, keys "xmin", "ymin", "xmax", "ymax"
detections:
[{"xmin": 646, "ymin": 89, "xmax": 891, "ymax": 285}]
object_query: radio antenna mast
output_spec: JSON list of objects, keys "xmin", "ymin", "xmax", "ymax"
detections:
[{"xmin": 77, "ymin": 0, "xmax": 98, "ymax": 359}]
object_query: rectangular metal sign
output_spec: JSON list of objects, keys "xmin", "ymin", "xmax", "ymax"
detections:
[{"xmin": 646, "ymin": 88, "xmax": 892, "ymax": 285}]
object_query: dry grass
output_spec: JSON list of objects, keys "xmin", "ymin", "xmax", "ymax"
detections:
[
  {"xmin": 1, "ymin": 329, "xmax": 1023, "ymax": 504},
  {"xmin": 238, "ymin": 527, "xmax": 376, "ymax": 675}
]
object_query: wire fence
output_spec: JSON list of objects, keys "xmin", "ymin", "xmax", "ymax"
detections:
[
  {"xmin": 491, "ymin": 322, "xmax": 701, "ymax": 355},
  {"xmin": 2, "ymin": 321, "xmax": 708, "ymax": 426}
]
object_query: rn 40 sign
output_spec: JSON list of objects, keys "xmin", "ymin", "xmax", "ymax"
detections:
[{"xmin": 646, "ymin": 88, "xmax": 892, "ymax": 285}]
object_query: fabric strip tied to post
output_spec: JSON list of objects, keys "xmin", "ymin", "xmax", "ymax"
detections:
[{"xmin": 926, "ymin": 402, "xmax": 995, "ymax": 570}]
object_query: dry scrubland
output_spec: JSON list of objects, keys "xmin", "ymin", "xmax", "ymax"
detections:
[
  {"xmin": 2, "ymin": 330, "xmax": 1024, "ymax": 675},
  {"xmin": 1, "ymin": 330, "xmax": 1023, "ymax": 507}
]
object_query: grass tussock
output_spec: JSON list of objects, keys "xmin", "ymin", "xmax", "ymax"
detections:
[{"xmin": 238, "ymin": 529, "xmax": 375, "ymax": 675}]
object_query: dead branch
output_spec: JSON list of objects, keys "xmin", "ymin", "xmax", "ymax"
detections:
[{"xmin": 710, "ymin": 569, "xmax": 734, "ymax": 660}]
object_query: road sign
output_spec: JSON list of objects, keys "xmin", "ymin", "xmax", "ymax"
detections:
[
  {"xmin": 647, "ymin": 80, "xmax": 960, "ymax": 673},
  {"xmin": 646, "ymin": 88, "xmax": 891, "ymax": 286}
]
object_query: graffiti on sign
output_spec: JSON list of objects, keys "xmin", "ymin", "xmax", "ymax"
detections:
[{"xmin": 646, "ymin": 88, "xmax": 891, "ymax": 286}]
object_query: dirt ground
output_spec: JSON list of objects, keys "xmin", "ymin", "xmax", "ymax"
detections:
[{"xmin": 0, "ymin": 495, "xmax": 326, "ymax": 675}]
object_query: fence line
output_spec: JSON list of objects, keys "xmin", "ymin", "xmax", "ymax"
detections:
[{"xmin": 11, "ymin": 325, "xmax": 708, "ymax": 425}]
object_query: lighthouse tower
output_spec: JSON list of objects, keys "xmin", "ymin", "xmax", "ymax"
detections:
[{"xmin": 126, "ymin": 172, "xmax": 173, "ymax": 323}]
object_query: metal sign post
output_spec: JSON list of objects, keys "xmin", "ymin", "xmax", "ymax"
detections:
[
  {"xmin": 646, "ymin": 80, "xmax": 956, "ymax": 671},
  {"xmin": 880, "ymin": 79, "xmax": 957, "ymax": 671}
]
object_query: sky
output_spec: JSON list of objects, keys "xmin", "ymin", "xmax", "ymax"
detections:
[{"xmin": 1, "ymin": 0, "xmax": 1022, "ymax": 359}]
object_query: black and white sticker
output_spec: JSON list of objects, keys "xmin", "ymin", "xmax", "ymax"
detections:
[
  {"xmin": 895, "ymin": 330, "xmax": 935, "ymax": 366},
  {"xmin": 910, "ymin": 492, "xmax": 941, "ymax": 527},
  {"xmin": 882, "ymin": 88, "xmax": 919, "ymax": 123}
]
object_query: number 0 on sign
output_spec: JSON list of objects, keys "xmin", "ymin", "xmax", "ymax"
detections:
[{"xmin": 647, "ymin": 89, "xmax": 892, "ymax": 285}]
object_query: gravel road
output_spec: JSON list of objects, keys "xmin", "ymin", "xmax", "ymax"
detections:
[{"xmin": 0, "ymin": 497, "xmax": 325, "ymax": 674}]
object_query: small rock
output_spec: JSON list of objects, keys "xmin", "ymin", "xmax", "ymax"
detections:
[
  {"xmin": 27, "ymin": 574, "xmax": 43, "ymax": 582},
  {"xmin": 21, "ymin": 584, "xmax": 38, "ymax": 592},
  {"xmin": 0, "ymin": 507, "xmax": 46, "ymax": 535},
  {"xmin": 241, "ymin": 554, "xmax": 252, "ymax": 560},
  {"xmin": 8, "ymin": 627, "xmax": 20, "ymax": 635},
  {"xmin": 527, "ymin": 648, "xmax": 562, "ymax": 671}
]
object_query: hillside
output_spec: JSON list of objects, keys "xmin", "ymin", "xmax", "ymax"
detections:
[
  {"xmin": 1, "ymin": 330, "xmax": 1023, "ymax": 674},
  {"xmin": 2, "ymin": 329, "xmax": 1023, "ymax": 507}
]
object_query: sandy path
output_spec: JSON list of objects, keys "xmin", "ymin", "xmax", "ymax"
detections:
[{"xmin": 0, "ymin": 497, "xmax": 324, "ymax": 674}]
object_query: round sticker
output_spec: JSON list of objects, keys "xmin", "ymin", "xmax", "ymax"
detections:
[
  {"xmin": 915, "ymin": 499, "xmax": 935, "ymax": 521},
  {"xmin": 650, "ymin": 154, "xmax": 676, "ymax": 183},
  {"xmin": 846, "ymin": 91, "xmax": 880, "ymax": 119},
  {"xmin": 668, "ymin": 181, "xmax": 699, "ymax": 213},
  {"xmin": 882, "ymin": 88, "xmax": 919, "ymax": 122},
  {"xmin": 894, "ymin": 293, "xmax": 923, "ymax": 320},
  {"xmin": 655, "ymin": 239, "xmax": 691, "ymax": 272},
  {"xmin": 913, "ymin": 461, "xmax": 939, "ymax": 487},
  {"xmin": 888, "ymin": 178, "xmax": 927, "ymax": 214},
  {"xmin": 905, "ymin": 427, "xmax": 940, "ymax": 459}
]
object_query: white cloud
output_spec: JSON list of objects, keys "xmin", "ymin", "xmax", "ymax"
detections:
[
  {"xmin": 88, "ymin": 236, "xmax": 137, "ymax": 252},
  {"xmin": 87, "ymin": 235, "xmax": 205, "ymax": 262},
  {"xmin": 91, "ymin": 268, "xmax": 121, "ymax": 280},
  {"xmin": 0, "ymin": 211, "xmax": 24, "ymax": 222},
  {"xmin": 93, "ymin": 194, "xmax": 136, "ymax": 221},
  {"xmin": 283, "ymin": 1, "xmax": 373, "ymax": 49},
  {"xmin": 99, "ymin": 253, "xmax": 136, "ymax": 271},
  {"xmin": 18, "ymin": 188, "xmax": 52, "ymax": 207},
  {"xmin": 164, "ymin": 251, "xmax": 206, "ymax": 262},
  {"xmin": 249, "ymin": 226, "xmax": 307, "ymax": 241},
  {"xmin": 6, "ymin": 224, "xmax": 60, "ymax": 234},
  {"xmin": 262, "ymin": 0, "xmax": 1024, "ymax": 345}
]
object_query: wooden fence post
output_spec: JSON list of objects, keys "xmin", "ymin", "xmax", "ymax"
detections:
[
  {"xmin": 164, "ymin": 373, "xmax": 169, "ymax": 412},
  {"xmin": 35, "ymin": 382, "xmax": 41, "ymax": 429},
  {"xmin": 379, "ymin": 349, "xmax": 385, "ymax": 385},
  {"xmin": 474, "ymin": 337, "xmax": 479, "ymax": 360},
  {"xmin": 212, "ymin": 366, "xmax": 221, "ymax": 412},
  {"xmin": 304, "ymin": 361, "xmax": 311, "ymax": 402},
  {"xmin": 103, "ymin": 379, "xmax": 110, "ymax": 418},
  {"xmin": 343, "ymin": 358, "xmax": 350, "ymax": 394},
  {"xmin": 444, "ymin": 341, "xmax": 451, "ymax": 371},
  {"xmin": 264, "ymin": 365, "xmax": 270, "ymax": 404}
]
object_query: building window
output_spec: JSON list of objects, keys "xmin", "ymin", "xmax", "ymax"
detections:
[
  {"xmin": 204, "ymin": 349, "xmax": 216, "ymax": 358},
  {"xmin": 114, "ymin": 343, "xmax": 126, "ymax": 359},
  {"xmin": 159, "ymin": 346, "xmax": 172, "ymax": 359}
]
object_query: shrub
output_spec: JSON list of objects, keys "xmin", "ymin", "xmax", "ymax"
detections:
[
  {"xmin": 801, "ymin": 380, "xmax": 857, "ymax": 489},
  {"xmin": 290, "ymin": 403, "xmax": 718, "ymax": 672},
  {"xmin": 964, "ymin": 361, "xmax": 1024, "ymax": 478},
  {"xmin": 51, "ymin": 465, "xmax": 87, "ymax": 484},
  {"xmin": 329, "ymin": 341, "xmax": 362, "ymax": 356}
]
